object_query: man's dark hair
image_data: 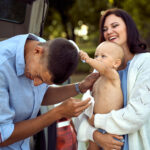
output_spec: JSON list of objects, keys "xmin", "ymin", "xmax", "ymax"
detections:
[
  {"xmin": 100, "ymin": 8, "xmax": 148, "ymax": 54},
  {"xmin": 43, "ymin": 38, "xmax": 79, "ymax": 84}
]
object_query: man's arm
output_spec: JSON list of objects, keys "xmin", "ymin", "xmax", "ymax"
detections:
[
  {"xmin": 42, "ymin": 84, "xmax": 79, "ymax": 105},
  {"xmin": 0, "ymin": 97, "xmax": 91, "ymax": 147},
  {"xmin": 42, "ymin": 72, "xmax": 99, "ymax": 105},
  {"xmin": 0, "ymin": 72, "xmax": 98, "ymax": 146}
]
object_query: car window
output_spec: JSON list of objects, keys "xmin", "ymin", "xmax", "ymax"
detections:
[{"xmin": 0, "ymin": 0, "xmax": 27, "ymax": 24}]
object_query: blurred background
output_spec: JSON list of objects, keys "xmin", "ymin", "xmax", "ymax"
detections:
[{"xmin": 42, "ymin": 0, "xmax": 150, "ymax": 84}]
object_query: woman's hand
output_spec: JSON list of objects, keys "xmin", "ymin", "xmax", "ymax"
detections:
[
  {"xmin": 93, "ymin": 130, "xmax": 124, "ymax": 150},
  {"xmin": 57, "ymin": 97, "xmax": 91, "ymax": 118}
]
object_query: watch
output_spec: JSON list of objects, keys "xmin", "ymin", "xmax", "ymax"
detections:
[{"xmin": 75, "ymin": 83, "xmax": 82, "ymax": 94}]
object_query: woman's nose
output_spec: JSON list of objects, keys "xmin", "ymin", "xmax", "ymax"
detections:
[{"xmin": 106, "ymin": 27, "xmax": 113, "ymax": 34}]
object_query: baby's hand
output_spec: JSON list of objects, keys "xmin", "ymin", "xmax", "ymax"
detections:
[
  {"xmin": 79, "ymin": 50, "xmax": 90, "ymax": 62},
  {"xmin": 88, "ymin": 114, "xmax": 94, "ymax": 126}
]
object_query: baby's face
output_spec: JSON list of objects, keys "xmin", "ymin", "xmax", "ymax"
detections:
[{"xmin": 94, "ymin": 44, "xmax": 117, "ymax": 68}]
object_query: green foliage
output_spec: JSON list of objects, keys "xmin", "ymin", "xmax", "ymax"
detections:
[
  {"xmin": 43, "ymin": 9, "xmax": 64, "ymax": 39},
  {"xmin": 75, "ymin": 42, "xmax": 96, "ymax": 73},
  {"xmin": 79, "ymin": 43, "xmax": 96, "ymax": 58},
  {"xmin": 76, "ymin": 60, "xmax": 91, "ymax": 73},
  {"xmin": 120, "ymin": 0, "xmax": 150, "ymax": 47},
  {"xmin": 44, "ymin": 0, "xmax": 108, "ymax": 42}
]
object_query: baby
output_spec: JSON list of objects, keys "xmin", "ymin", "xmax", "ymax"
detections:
[{"xmin": 80, "ymin": 41, "xmax": 124, "ymax": 150}]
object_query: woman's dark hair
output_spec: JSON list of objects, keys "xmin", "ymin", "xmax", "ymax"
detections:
[
  {"xmin": 43, "ymin": 38, "xmax": 79, "ymax": 84},
  {"xmin": 100, "ymin": 8, "xmax": 147, "ymax": 54}
]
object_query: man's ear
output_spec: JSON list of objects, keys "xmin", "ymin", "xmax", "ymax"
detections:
[
  {"xmin": 113, "ymin": 59, "xmax": 121, "ymax": 69},
  {"xmin": 34, "ymin": 45, "xmax": 44, "ymax": 55}
]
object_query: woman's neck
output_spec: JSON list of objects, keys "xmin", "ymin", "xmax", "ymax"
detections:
[{"xmin": 122, "ymin": 45, "xmax": 135, "ymax": 69}]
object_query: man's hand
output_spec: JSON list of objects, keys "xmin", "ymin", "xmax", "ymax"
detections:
[
  {"xmin": 57, "ymin": 97, "xmax": 91, "ymax": 118},
  {"xmin": 79, "ymin": 72, "xmax": 99, "ymax": 93},
  {"xmin": 93, "ymin": 131, "xmax": 124, "ymax": 150}
]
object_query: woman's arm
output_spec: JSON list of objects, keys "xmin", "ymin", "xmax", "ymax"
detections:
[
  {"xmin": 93, "ymin": 55, "xmax": 150, "ymax": 134},
  {"xmin": 74, "ymin": 112, "xmax": 123, "ymax": 150},
  {"xmin": 75, "ymin": 56, "xmax": 150, "ymax": 148},
  {"xmin": 93, "ymin": 130, "xmax": 124, "ymax": 149}
]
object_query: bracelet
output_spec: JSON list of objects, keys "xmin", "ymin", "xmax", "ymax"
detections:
[{"xmin": 75, "ymin": 83, "xmax": 82, "ymax": 94}]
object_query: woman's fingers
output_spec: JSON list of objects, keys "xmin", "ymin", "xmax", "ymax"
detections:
[
  {"xmin": 112, "ymin": 135, "xmax": 124, "ymax": 146},
  {"xmin": 93, "ymin": 132, "xmax": 124, "ymax": 150},
  {"xmin": 112, "ymin": 134, "xmax": 123, "ymax": 140}
]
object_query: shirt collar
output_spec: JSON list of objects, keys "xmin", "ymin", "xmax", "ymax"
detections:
[{"xmin": 16, "ymin": 33, "xmax": 40, "ymax": 76}]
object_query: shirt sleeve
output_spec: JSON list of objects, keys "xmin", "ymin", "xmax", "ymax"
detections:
[
  {"xmin": 94, "ymin": 57, "xmax": 150, "ymax": 135},
  {"xmin": 0, "ymin": 71, "xmax": 15, "ymax": 142}
]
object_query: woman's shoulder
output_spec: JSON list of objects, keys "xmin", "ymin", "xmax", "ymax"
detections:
[
  {"xmin": 133, "ymin": 52, "xmax": 150, "ymax": 61},
  {"xmin": 137, "ymin": 52, "xmax": 150, "ymax": 57},
  {"xmin": 131, "ymin": 52, "xmax": 150, "ymax": 67}
]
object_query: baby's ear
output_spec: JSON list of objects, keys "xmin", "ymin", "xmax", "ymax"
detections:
[{"xmin": 113, "ymin": 59, "xmax": 121, "ymax": 69}]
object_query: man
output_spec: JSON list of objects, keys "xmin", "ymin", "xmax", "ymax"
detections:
[{"xmin": 0, "ymin": 33, "xmax": 99, "ymax": 149}]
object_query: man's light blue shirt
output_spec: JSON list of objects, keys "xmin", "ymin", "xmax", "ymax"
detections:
[{"xmin": 0, "ymin": 34, "xmax": 48, "ymax": 150}]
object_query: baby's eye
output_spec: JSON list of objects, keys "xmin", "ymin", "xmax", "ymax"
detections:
[
  {"xmin": 101, "ymin": 55, "xmax": 106, "ymax": 58},
  {"xmin": 94, "ymin": 55, "xmax": 98, "ymax": 58}
]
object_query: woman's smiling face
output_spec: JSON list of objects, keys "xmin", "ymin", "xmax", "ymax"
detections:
[{"xmin": 103, "ymin": 14, "xmax": 127, "ymax": 48}]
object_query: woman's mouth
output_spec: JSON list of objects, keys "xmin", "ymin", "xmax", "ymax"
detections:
[{"xmin": 108, "ymin": 36, "xmax": 117, "ymax": 41}]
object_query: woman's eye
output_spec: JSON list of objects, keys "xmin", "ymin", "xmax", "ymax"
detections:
[
  {"xmin": 102, "ymin": 27, "xmax": 107, "ymax": 32},
  {"xmin": 112, "ymin": 24, "xmax": 119, "ymax": 28}
]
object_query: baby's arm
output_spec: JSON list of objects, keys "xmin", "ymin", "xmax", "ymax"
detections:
[
  {"xmin": 80, "ymin": 50, "xmax": 104, "ymax": 73},
  {"xmin": 80, "ymin": 50, "xmax": 116, "ymax": 79},
  {"xmin": 79, "ymin": 50, "xmax": 91, "ymax": 62}
]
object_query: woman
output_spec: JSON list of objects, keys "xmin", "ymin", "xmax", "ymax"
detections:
[{"xmin": 76, "ymin": 8, "xmax": 150, "ymax": 150}]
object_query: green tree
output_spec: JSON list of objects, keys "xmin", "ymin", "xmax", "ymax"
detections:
[
  {"xmin": 44, "ymin": 0, "xmax": 108, "ymax": 42},
  {"xmin": 44, "ymin": 0, "xmax": 77, "ymax": 40},
  {"xmin": 122, "ymin": 0, "xmax": 150, "ymax": 47}
]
